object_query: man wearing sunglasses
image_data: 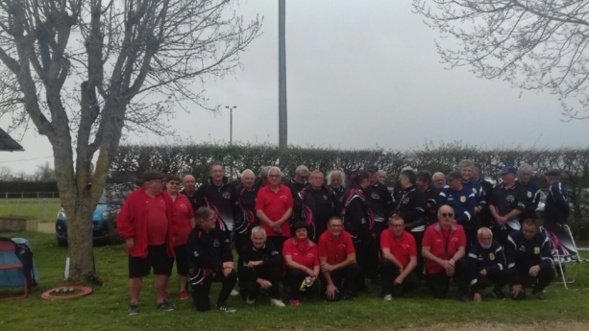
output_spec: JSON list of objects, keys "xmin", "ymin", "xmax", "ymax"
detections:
[{"xmin": 422, "ymin": 205, "xmax": 469, "ymax": 300}]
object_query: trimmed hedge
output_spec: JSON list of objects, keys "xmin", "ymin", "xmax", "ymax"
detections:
[{"xmin": 110, "ymin": 142, "xmax": 589, "ymax": 237}]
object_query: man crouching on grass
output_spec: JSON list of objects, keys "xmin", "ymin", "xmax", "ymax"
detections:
[{"xmin": 187, "ymin": 207, "xmax": 237, "ymax": 312}]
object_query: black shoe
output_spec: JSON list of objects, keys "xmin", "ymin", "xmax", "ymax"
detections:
[
  {"xmin": 156, "ymin": 300, "xmax": 174, "ymax": 311},
  {"xmin": 217, "ymin": 304, "xmax": 236, "ymax": 313},
  {"xmin": 493, "ymin": 288, "xmax": 505, "ymax": 300},
  {"xmin": 128, "ymin": 303, "xmax": 139, "ymax": 315}
]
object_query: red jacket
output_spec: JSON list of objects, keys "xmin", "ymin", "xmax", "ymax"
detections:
[{"xmin": 117, "ymin": 187, "xmax": 176, "ymax": 258}]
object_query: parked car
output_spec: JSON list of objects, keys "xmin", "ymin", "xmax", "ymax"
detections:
[{"xmin": 55, "ymin": 184, "xmax": 132, "ymax": 246}]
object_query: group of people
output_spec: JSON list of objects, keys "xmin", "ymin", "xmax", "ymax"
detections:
[{"xmin": 116, "ymin": 160, "xmax": 570, "ymax": 314}]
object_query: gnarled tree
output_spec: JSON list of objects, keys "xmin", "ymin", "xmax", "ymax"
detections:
[
  {"xmin": 0, "ymin": 0, "xmax": 261, "ymax": 282},
  {"xmin": 413, "ymin": 0, "xmax": 589, "ymax": 120}
]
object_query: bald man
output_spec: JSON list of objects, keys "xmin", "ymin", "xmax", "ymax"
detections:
[
  {"xmin": 180, "ymin": 174, "xmax": 199, "ymax": 212},
  {"xmin": 468, "ymin": 227, "xmax": 508, "ymax": 302}
]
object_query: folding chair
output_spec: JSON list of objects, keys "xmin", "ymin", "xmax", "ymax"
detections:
[
  {"xmin": 0, "ymin": 238, "xmax": 28, "ymax": 299},
  {"xmin": 540, "ymin": 225, "xmax": 589, "ymax": 289}
]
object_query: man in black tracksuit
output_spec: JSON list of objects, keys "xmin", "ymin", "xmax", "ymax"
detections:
[
  {"xmin": 395, "ymin": 169, "xmax": 427, "ymax": 276},
  {"xmin": 468, "ymin": 227, "xmax": 508, "ymax": 301},
  {"xmin": 187, "ymin": 207, "xmax": 237, "ymax": 312},
  {"xmin": 298, "ymin": 170, "xmax": 339, "ymax": 241},
  {"xmin": 239, "ymin": 226, "xmax": 282, "ymax": 305},
  {"xmin": 543, "ymin": 168, "xmax": 570, "ymax": 232},
  {"xmin": 416, "ymin": 170, "xmax": 439, "ymax": 226},
  {"xmin": 364, "ymin": 165, "xmax": 393, "ymax": 237},
  {"xmin": 195, "ymin": 162, "xmax": 240, "ymax": 240},
  {"xmin": 342, "ymin": 170, "xmax": 374, "ymax": 288},
  {"xmin": 489, "ymin": 167, "xmax": 527, "ymax": 246},
  {"xmin": 506, "ymin": 218, "xmax": 555, "ymax": 300}
]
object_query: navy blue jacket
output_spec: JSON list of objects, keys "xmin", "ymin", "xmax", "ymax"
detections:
[
  {"xmin": 438, "ymin": 185, "xmax": 476, "ymax": 226},
  {"xmin": 506, "ymin": 231, "xmax": 553, "ymax": 284},
  {"xmin": 544, "ymin": 181, "xmax": 569, "ymax": 226}
]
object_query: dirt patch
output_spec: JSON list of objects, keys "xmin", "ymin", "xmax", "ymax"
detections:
[
  {"xmin": 37, "ymin": 222, "xmax": 55, "ymax": 234},
  {"xmin": 405, "ymin": 321, "xmax": 587, "ymax": 331}
]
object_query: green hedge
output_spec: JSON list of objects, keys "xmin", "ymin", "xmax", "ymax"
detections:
[{"xmin": 109, "ymin": 142, "xmax": 589, "ymax": 236}]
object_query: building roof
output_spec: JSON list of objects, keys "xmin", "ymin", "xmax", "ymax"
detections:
[{"xmin": 0, "ymin": 128, "xmax": 24, "ymax": 151}]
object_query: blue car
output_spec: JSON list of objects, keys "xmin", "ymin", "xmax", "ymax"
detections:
[{"xmin": 55, "ymin": 187, "xmax": 129, "ymax": 246}]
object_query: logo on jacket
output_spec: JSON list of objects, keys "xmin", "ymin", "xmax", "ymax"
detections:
[
  {"xmin": 506, "ymin": 195, "xmax": 514, "ymax": 203},
  {"xmin": 518, "ymin": 245, "xmax": 526, "ymax": 252},
  {"xmin": 534, "ymin": 247, "xmax": 540, "ymax": 254},
  {"xmin": 460, "ymin": 196, "xmax": 466, "ymax": 203},
  {"xmin": 280, "ymin": 195, "xmax": 288, "ymax": 201},
  {"xmin": 472, "ymin": 188, "xmax": 477, "ymax": 194},
  {"xmin": 322, "ymin": 195, "xmax": 328, "ymax": 201},
  {"xmin": 402, "ymin": 198, "xmax": 409, "ymax": 204},
  {"xmin": 213, "ymin": 240, "xmax": 220, "ymax": 248},
  {"xmin": 371, "ymin": 193, "xmax": 380, "ymax": 200},
  {"xmin": 489, "ymin": 253, "xmax": 495, "ymax": 260},
  {"xmin": 527, "ymin": 192, "xmax": 532, "ymax": 198},
  {"xmin": 222, "ymin": 192, "xmax": 231, "ymax": 199}
]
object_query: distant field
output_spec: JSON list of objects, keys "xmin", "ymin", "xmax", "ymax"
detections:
[{"xmin": 0, "ymin": 198, "xmax": 61, "ymax": 222}]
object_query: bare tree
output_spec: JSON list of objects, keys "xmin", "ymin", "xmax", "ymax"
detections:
[
  {"xmin": 0, "ymin": 0, "xmax": 261, "ymax": 282},
  {"xmin": 413, "ymin": 0, "xmax": 589, "ymax": 120}
]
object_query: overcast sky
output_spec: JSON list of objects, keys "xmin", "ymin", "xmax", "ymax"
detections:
[{"xmin": 2, "ymin": 0, "xmax": 588, "ymax": 174}]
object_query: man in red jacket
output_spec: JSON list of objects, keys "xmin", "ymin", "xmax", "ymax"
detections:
[{"xmin": 117, "ymin": 169, "xmax": 176, "ymax": 315}]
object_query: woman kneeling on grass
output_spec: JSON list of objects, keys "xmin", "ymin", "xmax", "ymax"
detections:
[{"xmin": 282, "ymin": 221, "xmax": 320, "ymax": 305}]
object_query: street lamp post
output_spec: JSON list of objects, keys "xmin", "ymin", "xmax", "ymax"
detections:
[{"xmin": 225, "ymin": 105, "xmax": 237, "ymax": 144}]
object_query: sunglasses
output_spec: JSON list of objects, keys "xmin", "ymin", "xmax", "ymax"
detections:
[{"xmin": 440, "ymin": 213, "xmax": 454, "ymax": 218}]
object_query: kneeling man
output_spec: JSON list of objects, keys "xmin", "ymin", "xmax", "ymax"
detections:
[
  {"xmin": 239, "ymin": 226, "xmax": 283, "ymax": 307},
  {"xmin": 318, "ymin": 216, "xmax": 361, "ymax": 301},
  {"xmin": 468, "ymin": 227, "xmax": 508, "ymax": 302},
  {"xmin": 506, "ymin": 218, "xmax": 555, "ymax": 300},
  {"xmin": 380, "ymin": 215, "xmax": 419, "ymax": 300},
  {"xmin": 187, "ymin": 207, "xmax": 237, "ymax": 312}
]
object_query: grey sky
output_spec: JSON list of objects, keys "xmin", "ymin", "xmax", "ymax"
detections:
[{"xmin": 2, "ymin": 0, "xmax": 588, "ymax": 174}]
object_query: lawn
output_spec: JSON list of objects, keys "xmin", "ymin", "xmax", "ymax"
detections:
[
  {"xmin": 0, "ymin": 232, "xmax": 588, "ymax": 331},
  {"xmin": 0, "ymin": 199, "xmax": 61, "ymax": 222}
]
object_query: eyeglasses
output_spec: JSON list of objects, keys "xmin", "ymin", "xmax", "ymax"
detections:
[
  {"xmin": 440, "ymin": 213, "xmax": 454, "ymax": 218},
  {"xmin": 168, "ymin": 182, "xmax": 180, "ymax": 186}
]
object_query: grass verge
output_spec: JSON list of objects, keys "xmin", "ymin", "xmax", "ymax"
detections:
[{"xmin": 0, "ymin": 232, "xmax": 588, "ymax": 331}]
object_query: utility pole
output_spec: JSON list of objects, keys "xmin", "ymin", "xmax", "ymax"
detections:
[
  {"xmin": 278, "ymin": 0, "xmax": 287, "ymax": 149},
  {"xmin": 225, "ymin": 105, "xmax": 237, "ymax": 144}
]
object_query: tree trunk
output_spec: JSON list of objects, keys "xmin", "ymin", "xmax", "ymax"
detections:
[{"xmin": 67, "ymin": 201, "xmax": 95, "ymax": 283}]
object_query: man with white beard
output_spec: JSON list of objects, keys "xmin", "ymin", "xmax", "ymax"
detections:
[{"xmin": 468, "ymin": 227, "xmax": 508, "ymax": 302}]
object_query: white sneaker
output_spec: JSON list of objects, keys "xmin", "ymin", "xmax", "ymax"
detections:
[
  {"xmin": 384, "ymin": 294, "xmax": 392, "ymax": 301},
  {"xmin": 246, "ymin": 297, "xmax": 255, "ymax": 305},
  {"xmin": 230, "ymin": 289, "xmax": 240, "ymax": 297},
  {"xmin": 270, "ymin": 298, "xmax": 285, "ymax": 307}
]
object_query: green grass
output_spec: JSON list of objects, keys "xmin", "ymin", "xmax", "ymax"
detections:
[
  {"xmin": 1, "ymin": 232, "xmax": 589, "ymax": 330},
  {"xmin": 0, "ymin": 199, "xmax": 61, "ymax": 222}
]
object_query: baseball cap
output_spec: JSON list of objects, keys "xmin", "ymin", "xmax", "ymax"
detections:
[
  {"xmin": 499, "ymin": 166, "xmax": 517, "ymax": 175},
  {"xmin": 545, "ymin": 168, "xmax": 561, "ymax": 177},
  {"xmin": 142, "ymin": 169, "xmax": 165, "ymax": 182}
]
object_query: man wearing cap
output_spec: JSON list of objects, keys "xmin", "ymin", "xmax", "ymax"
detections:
[
  {"xmin": 117, "ymin": 169, "xmax": 176, "ymax": 314},
  {"xmin": 543, "ymin": 168, "xmax": 570, "ymax": 232},
  {"xmin": 438, "ymin": 171, "xmax": 477, "ymax": 245},
  {"xmin": 489, "ymin": 166, "xmax": 527, "ymax": 245}
]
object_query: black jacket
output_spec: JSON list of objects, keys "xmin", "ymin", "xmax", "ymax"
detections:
[
  {"xmin": 195, "ymin": 177, "xmax": 240, "ymax": 232},
  {"xmin": 544, "ymin": 181, "xmax": 570, "ymax": 226},
  {"xmin": 235, "ymin": 187, "xmax": 258, "ymax": 235},
  {"xmin": 395, "ymin": 185, "xmax": 426, "ymax": 230},
  {"xmin": 186, "ymin": 226, "xmax": 233, "ymax": 285},
  {"xmin": 364, "ymin": 182, "xmax": 393, "ymax": 223},
  {"xmin": 506, "ymin": 231, "xmax": 553, "ymax": 284},
  {"xmin": 298, "ymin": 184, "xmax": 339, "ymax": 240},
  {"xmin": 468, "ymin": 240, "xmax": 506, "ymax": 284},
  {"xmin": 342, "ymin": 185, "xmax": 373, "ymax": 244}
]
